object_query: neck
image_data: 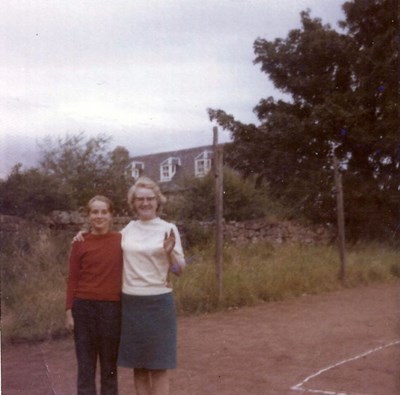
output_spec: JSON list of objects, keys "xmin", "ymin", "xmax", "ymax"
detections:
[
  {"xmin": 138, "ymin": 215, "xmax": 157, "ymax": 221},
  {"xmin": 91, "ymin": 229, "xmax": 109, "ymax": 235}
]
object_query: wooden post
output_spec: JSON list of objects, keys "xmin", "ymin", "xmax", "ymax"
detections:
[
  {"xmin": 333, "ymin": 155, "xmax": 346, "ymax": 282},
  {"xmin": 213, "ymin": 127, "xmax": 224, "ymax": 302}
]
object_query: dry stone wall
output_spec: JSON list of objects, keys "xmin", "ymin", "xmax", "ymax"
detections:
[
  {"xmin": 223, "ymin": 219, "xmax": 332, "ymax": 245},
  {"xmin": 0, "ymin": 213, "xmax": 333, "ymax": 245}
]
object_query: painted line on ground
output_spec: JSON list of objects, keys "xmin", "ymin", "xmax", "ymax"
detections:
[
  {"xmin": 40, "ymin": 344, "xmax": 57, "ymax": 395},
  {"xmin": 290, "ymin": 339, "xmax": 400, "ymax": 395}
]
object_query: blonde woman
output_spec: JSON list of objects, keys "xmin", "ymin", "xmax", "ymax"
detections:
[{"xmin": 118, "ymin": 177, "xmax": 185, "ymax": 395}]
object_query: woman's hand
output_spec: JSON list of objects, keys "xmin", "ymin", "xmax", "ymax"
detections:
[
  {"xmin": 164, "ymin": 229, "xmax": 185, "ymax": 277},
  {"xmin": 72, "ymin": 231, "xmax": 85, "ymax": 243},
  {"xmin": 163, "ymin": 229, "xmax": 176, "ymax": 255},
  {"xmin": 65, "ymin": 309, "xmax": 74, "ymax": 332}
]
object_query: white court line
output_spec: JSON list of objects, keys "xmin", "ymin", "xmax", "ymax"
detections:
[
  {"xmin": 40, "ymin": 344, "xmax": 57, "ymax": 395},
  {"xmin": 290, "ymin": 339, "xmax": 400, "ymax": 395}
]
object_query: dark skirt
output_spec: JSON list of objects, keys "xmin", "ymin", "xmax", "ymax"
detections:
[{"xmin": 117, "ymin": 292, "xmax": 177, "ymax": 370}]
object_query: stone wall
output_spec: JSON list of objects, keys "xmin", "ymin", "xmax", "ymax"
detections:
[
  {"xmin": 223, "ymin": 219, "xmax": 332, "ymax": 245},
  {"xmin": 0, "ymin": 212, "xmax": 333, "ymax": 246}
]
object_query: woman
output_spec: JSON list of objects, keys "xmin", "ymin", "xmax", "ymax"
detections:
[
  {"xmin": 118, "ymin": 176, "xmax": 185, "ymax": 395},
  {"xmin": 65, "ymin": 195, "xmax": 123, "ymax": 395}
]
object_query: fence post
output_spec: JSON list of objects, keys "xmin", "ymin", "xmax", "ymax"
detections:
[
  {"xmin": 333, "ymin": 154, "xmax": 346, "ymax": 282},
  {"xmin": 213, "ymin": 126, "xmax": 224, "ymax": 302}
]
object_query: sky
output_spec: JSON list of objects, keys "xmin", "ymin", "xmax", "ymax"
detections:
[{"xmin": 0, "ymin": 0, "xmax": 346, "ymax": 178}]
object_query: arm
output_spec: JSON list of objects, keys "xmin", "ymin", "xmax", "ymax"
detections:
[
  {"xmin": 65, "ymin": 243, "xmax": 81, "ymax": 313},
  {"xmin": 72, "ymin": 230, "xmax": 87, "ymax": 243}
]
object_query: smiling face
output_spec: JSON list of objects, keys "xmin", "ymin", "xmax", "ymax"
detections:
[
  {"xmin": 88, "ymin": 200, "xmax": 112, "ymax": 235},
  {"xmin": 133, "ymin": 187, "xmax": 158, "ymax": 221}
]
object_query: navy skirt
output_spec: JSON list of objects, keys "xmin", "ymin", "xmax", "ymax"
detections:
[{"xmin": 117, "ymin": 292, "xmax": 177, "ymax": 370}]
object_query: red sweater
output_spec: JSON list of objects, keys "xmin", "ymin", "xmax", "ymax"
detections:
[{"xmin": 65, "ymin": 232, "xmax": 123, "ymax": 310}]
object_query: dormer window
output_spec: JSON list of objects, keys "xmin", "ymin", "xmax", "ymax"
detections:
[
  {"xmin": 132, "ymin": 161, "xmax": 144, "ymax": 179},
  {"xmin": 160, "ymin": 157, "xmax": 181, "ymax": 182},
  {"xmin": 195, "ymin": 151, "xmax": 213, "ymax": 177}
]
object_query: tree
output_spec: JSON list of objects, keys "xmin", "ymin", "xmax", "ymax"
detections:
[
  {"xmin": 39, "ymin": 133, "xmax": 111, "ymax": 207},
  {"xmin": 39, "ymin": 133, "xmax": 135, "ymax": 213},
  {"xmin": 1, "ymin": 133, "xmax": 135, "ymax": 217},
  {"xmin": 103, "ymin": 146, "xmax": 135, "ymax": 214},
  {"xmin": 209, "ymin": 0, "xmax": 398, "ymax": 240},
  {"xmin": 0, "ymin": 164, "xmax": 72, "ymax": 217}
]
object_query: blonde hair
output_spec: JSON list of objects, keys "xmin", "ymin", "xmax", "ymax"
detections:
[
  {"xmin": 86, "ymin": 195, "xmax": 114, "ymax": 214},
  {"xmin": 127, "ymin": 176, "xmax": 166, "ymax": 214}
]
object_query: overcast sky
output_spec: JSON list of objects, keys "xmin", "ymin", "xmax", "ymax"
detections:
[{"xmin": 0, "ymin": 0, "xmax": 346, "ymax": 178}]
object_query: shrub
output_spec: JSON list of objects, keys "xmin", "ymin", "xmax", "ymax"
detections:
[{"xmin": 167, "ymin": 168, "xmax": 289, "ymax": 222}]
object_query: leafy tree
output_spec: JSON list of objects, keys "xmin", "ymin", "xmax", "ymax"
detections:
[
  {"xmin": 0, "ymin": 164, "xmax": 72, "ymax": 217},
  {"xmin": 103, "ymin": 146, "xmax": 135, "ymax": 214},
  {"xmin": 39, "ymin": 133, "xmax": 134, "ymax": 213},
  {"xmin": 39, "ymin": 133, "xmax": 111, "ymax": 208},
  {"xmin": 209, "ymin": 0, "xmax": 398, "ymax": 241},
  {"xmin": 1, "ymin": 133, "xmax": 135, "ymax": 217}
]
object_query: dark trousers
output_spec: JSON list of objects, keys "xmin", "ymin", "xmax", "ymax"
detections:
[{"xmin": 72, "ymin": 299, "xmax": 121, "ymax": 395}]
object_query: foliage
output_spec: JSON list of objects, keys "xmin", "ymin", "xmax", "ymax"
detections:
[
  {"xmin": 179, "ymin": 220, "xmax": 214, "ymax": 249},
  {"xmin": 0, "ymin": 164, "xmax": 72, "ymax": 217},
  {"xmin": 0, "ymin": 133, "xmax": 135, "ymax": 217},
  {"xmin": 166, "ymin": 168, "xmax": 278, "ymax": 222},
  {"xmin": 103, "ymin": 146, "xmax": 135, "ymax": 214},
  {"xmin": 39, "ymin": 133, "xmax": 134, "ymax": 212},
  {"xmin": 208, "ymin": 0, "xmax": 399, "ymax": 241}
]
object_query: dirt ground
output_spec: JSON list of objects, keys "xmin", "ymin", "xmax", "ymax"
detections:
[{"xmin": 2, "ymin": 280, "xmax": 399, "ymax": 395}]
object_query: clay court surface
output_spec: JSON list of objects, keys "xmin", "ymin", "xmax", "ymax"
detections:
[{"xmin": 2, "ymin": 280, "xmax": 399, "ymax": 394}]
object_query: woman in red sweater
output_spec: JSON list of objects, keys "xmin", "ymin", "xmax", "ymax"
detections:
[{"xmin": 65, "ymin": 195, "xmax": 123, "ymax": 395}]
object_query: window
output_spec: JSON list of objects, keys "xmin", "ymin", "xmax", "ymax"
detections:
[
  {"xmin": 132, "ymin": 161, "xmax": 144, "ymax": 179},
  {"xmin": 195, "ymin": 151, "xmax": 213, "ymax": 177},
  {"xmin": 160, "ymin": 157, "xmax": 181, "ymax": 182}
]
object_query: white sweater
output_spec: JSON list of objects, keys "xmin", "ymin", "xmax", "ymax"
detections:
[{"xmin": 121, "ymin": 217, "xmax": 185, "ymax": 296}]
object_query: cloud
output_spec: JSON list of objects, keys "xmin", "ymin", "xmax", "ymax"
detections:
[{"xmin": 0, "ymin": 0, "xmax": 345, "ymax": 177}]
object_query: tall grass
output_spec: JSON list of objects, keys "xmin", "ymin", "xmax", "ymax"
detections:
[
  {"xmin": 1, "ymin": 226, "xmax": 72, "ymax": 342},
  {"xmin": 2, "ymin": 228, "xmax": 399, "ymax": 342},
  {"xmin": 173, "ymin": 242, "xmax": 400, "ymax": 314}
]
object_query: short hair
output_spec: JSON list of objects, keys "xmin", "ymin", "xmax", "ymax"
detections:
[
  {"xmin": 127, "ymin": 176, "xmax": 166, "ymax": 214},
  {"xmin": 86, "ymin": 195, "xmax": 114, "ymax": 214}
]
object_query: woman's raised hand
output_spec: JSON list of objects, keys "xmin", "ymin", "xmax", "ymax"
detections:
[{"xmin": 163, "ymin": 229, "xmax": 176, "ymax": 255}]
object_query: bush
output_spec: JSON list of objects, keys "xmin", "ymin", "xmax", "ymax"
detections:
[
  {"xmin": 0, "ymin": 164, "xmax": 73, "ymax": 218},
  {"xmin": 166, "ymin": 168, "xmax": 290, "ymax": 222},
  {"xmin": 179, "ymin": 220, "xmax": 213, "ymax": 249}
]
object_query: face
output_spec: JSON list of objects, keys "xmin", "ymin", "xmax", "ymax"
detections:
[
  {"xmin": 88, "ymin": 200, "xmax": 112, "ymax": 234},
  {"xmin": 133, "ymin": 187, "xmax": 158, "ymax": 221}
]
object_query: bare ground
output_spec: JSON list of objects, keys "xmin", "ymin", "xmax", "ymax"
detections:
[{"xmin": 2, "ymin": 280, "xmax": 399, "ymax": 394}]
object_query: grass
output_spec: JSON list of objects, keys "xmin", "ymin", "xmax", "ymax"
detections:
[
  {"xmin": 1, "ymin": 227, "xmax": 71, "ymax": 342},
  {"xmin": 2, "ymin": 227, "xmax": 399, "ymax": 343},
  {"xmin": 173, "ymin": 242, "xmax": 400, "ymax": 314}
]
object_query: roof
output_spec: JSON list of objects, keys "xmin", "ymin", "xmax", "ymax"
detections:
[{"xmin": 132, "ymin": 145, "xmax": 217, "ymax": 191}]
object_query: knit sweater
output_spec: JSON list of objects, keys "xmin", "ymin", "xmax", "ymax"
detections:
[
  {"xmin": 121, "ymin": 218, "xmax": 185, "ymax": 296},
  {"xmin": 65, "ymin": 232, "xmax": 123, "ymax": 310}
]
